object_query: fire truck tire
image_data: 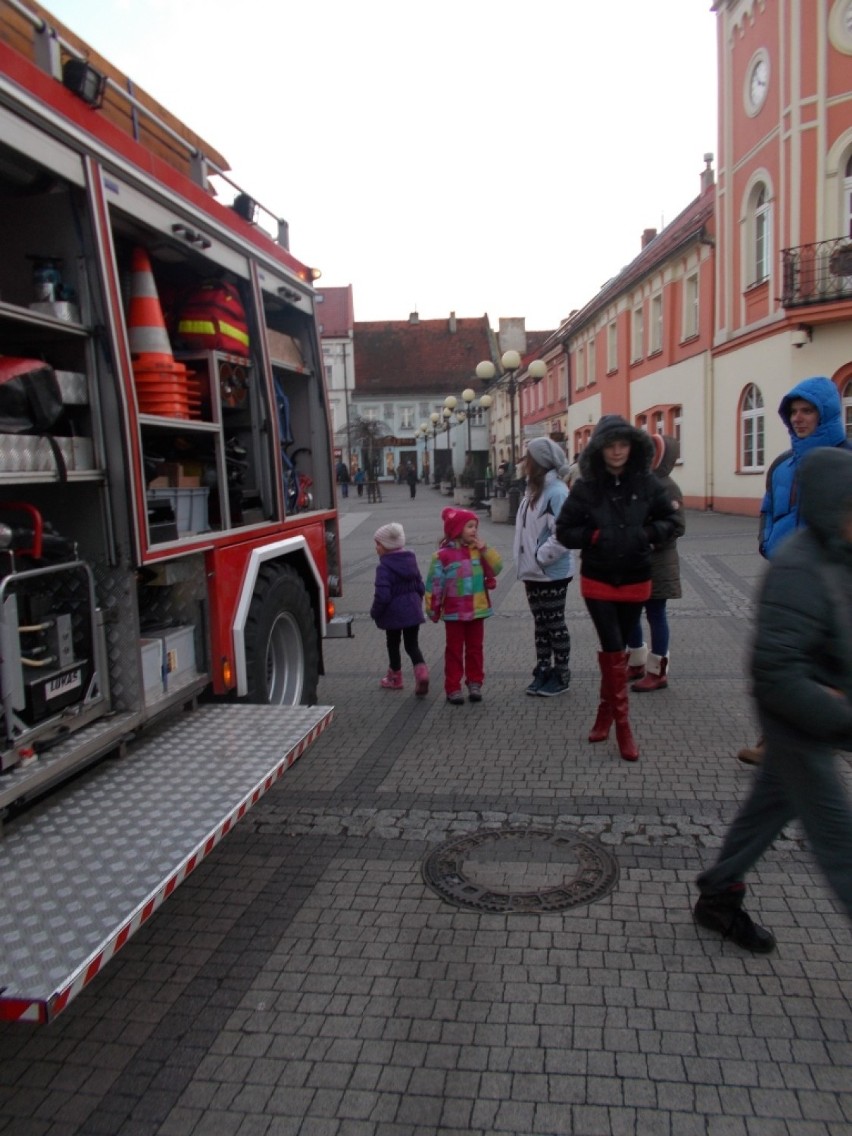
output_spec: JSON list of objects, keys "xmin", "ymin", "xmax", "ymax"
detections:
[{"xmin": 242, "ymin": 564, "xmax": 319, "ymax": 706}]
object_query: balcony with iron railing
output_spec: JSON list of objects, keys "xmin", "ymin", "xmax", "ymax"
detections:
[{"xmin": 781, "ymin": 236, "xmax": 852, "ymax": 307}]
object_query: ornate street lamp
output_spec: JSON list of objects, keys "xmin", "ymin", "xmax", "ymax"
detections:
[{"xmin": 476, "ymin": 352, "xmax": 545, "ymax": 480}]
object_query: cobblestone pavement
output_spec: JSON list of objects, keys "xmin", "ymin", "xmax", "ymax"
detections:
[{"xmin": 1, "ymin": 485, "xmax": 851, "ymax": 1136}]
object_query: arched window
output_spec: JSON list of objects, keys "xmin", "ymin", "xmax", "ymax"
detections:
[
  {"xmin": 753, "ymin": 185, "xmax": 771, "ymax": 284},
  {"xmin": 741, "ymin": 384, "xmax": 765, "ymax": 470},
  {"xmin": 843, "ymin": 378, "xmax": 852, "ymax": 439}
]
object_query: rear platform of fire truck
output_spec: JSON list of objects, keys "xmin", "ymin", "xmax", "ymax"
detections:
[{"xmin": 0, "ymin": 0, "xmax": 350, "ymax": 1022}]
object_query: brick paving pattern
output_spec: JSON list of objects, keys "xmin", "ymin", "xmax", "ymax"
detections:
[{"xmin": 1, "ymin": 483, "xmax": 850, "ymax": 1136}]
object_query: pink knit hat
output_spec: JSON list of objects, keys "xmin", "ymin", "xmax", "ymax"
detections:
[{"xmin": 442, "ymin": 507, "xmax": 478, "ymax": 539}]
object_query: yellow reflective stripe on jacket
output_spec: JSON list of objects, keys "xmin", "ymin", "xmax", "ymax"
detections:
[
  {"xmin": 218, "ymin": 320, "xmax": 250, "ymax": 347},
  {"xmin": 178, "ymin": 319, "xmax": 216, "ymax": 335}
]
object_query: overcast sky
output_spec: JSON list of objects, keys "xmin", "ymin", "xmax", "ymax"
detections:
[{"xmin": 47, "ymin": 0, "xmax": 719, "ymax": 331}]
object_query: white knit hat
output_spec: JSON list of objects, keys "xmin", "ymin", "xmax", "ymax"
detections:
[{"xmin": 374, "ymin": 522, "xmax": 405, "ymax": 550}]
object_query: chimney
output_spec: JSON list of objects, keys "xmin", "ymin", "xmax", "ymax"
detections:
[
  {"xmin": 448, "ymin": 311, "xmax": 457, "ymax": 333},
  {"xmin": 641, "ymin": 228, "xmax": 657, "ymax": 249},
  {"xmin": 409, "ymin": 310, "xmax": 419, "ymax": 325},
  {"xmin": 701, "ymin": 152, "xmax": 715, "ymax": 193}
]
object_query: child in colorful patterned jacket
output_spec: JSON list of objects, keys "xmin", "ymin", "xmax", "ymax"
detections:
[{"xmin": 425, "ymin": 507, "xmax": 502, "ymax": 705}]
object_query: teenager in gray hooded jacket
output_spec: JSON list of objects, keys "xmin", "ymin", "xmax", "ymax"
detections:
[
  {"xmin": 694, "ymin": 446, "xmax": 852, "ymax": 953},
  {"xmin": 513, "ymin": 438, "xmax": 574, "ymax": 697}
]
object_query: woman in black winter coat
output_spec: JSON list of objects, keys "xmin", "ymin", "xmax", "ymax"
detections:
[{"xmin": 555, "ymin": 416, "xmax": 679, "ymax": 760}]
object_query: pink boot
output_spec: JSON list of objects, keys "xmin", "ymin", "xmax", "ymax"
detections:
[
  {"xmin": 414, "ymin": 663, "xmax": 430, "ymax": 696},
  {"xmin": 380, "ymin": 669, "xmax": 403, "ymax": 689}
]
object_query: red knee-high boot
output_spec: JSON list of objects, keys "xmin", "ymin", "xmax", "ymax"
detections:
[
  {"xmin": 588, "ymin": 651, "xmax": 614, "ymax": 743},
  {"xmin": 606, "ymin": 650, "xmax": 639, "ymax": 761}
]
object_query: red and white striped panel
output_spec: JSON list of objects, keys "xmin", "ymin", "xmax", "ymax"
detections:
[{"xmin": 0, "ymin": 709, "xmax": 333, "ymax": 1024}]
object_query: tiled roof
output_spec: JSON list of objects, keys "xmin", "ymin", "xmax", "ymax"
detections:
[
  {"xmin": 353, "ymin": 315, "xmax": 496, "ymax": 396},
  {"xmin": 556, "ymin": 186, "xmax": 716, "ymax": 340}
]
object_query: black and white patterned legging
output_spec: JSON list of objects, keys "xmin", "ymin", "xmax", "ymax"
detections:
[{"xmin": 524, "ymin": 579, "xmax": 571, "ymax": 673}]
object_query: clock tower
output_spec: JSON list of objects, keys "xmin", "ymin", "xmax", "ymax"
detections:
[{"xmin": 712, "ymin": 0, "xmax": 852, "ymax": 340}]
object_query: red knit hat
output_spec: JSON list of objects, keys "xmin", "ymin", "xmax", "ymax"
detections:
[{"xmin": 442, "ymin": 506, "xmax": 478, "ymax": 539}]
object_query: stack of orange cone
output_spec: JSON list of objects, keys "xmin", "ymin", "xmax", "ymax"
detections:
[{"xmin": 127, "ymin": 247, "xmax": 190, "ymax": 419}]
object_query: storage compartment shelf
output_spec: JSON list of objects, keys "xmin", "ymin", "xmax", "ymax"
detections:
[{"xmin": 0, "ymin": 299, "xmax": 88, "ymax": 339}]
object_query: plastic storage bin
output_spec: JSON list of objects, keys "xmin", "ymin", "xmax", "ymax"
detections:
[{"xmin": 146, "ymin": 487, "xmax": 209, "ymax": 535}]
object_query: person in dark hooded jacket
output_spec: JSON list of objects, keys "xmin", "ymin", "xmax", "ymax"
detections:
[
  {"xmin": 695, "ymin": 446, "xmax": 852, "ymax": 953},
  {"xmin": 555, "ymin": 416, "xmax": 679, "ymax": 761}
]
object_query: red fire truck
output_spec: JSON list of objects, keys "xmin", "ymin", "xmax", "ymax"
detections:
[{"xmin": 0, "ymin": 0, "xmax": 351, "ymax": 1021}]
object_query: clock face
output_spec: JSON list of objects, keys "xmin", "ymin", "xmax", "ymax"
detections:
[
  {"xmin": 747, "ymin": 54, "xmax": 769, "ymax": 113},
  {"xmin": 829, "ymin": 0, "xmax": 852, "ymax": 52}
]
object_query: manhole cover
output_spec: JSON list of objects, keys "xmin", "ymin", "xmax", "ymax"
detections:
[{"xmin": 422, "ymin": 826, "xmax": 619, "ymax": 913}]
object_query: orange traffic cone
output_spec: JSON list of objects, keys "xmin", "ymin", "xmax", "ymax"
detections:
[{"xmin": 127, "ymin": 247, "xmax": 190, "ymax": 419}]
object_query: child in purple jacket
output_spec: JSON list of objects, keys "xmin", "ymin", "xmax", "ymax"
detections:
[{"xmin": 370, "ymin": 523, "xmax": 429, "ymax": 695}]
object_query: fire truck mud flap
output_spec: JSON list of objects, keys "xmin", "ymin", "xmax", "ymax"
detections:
[{"xmin": 0, "ymin": 703, "xmax": 332, "ymax": 1024}]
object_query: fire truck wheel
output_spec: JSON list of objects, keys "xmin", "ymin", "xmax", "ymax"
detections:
[{"xmin": 243, "ymin": 564, "xmax": 319, "ymax": 706}]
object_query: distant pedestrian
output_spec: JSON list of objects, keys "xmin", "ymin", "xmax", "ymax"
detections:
[
  {"xmin": 354, "ymin": 467, "xmax": 365, "ymax": 497},
  {"xmin": 406, "ymin": 464, "xmax": 418, "ymax": 499},
  {"xmin": 555, "ymin": 416, "xmax": 679, "ymax": 761},
  {"xmin": 694, "ymin": 447, "xmax": 852, "ymax": 953},
  {"xmin": 335, "ymin": 459, "xmax": 350, "ymax": 499},
  {"xmin": 425, "ymin": 507, "xmax": 502, "ymax": 705},
  {"xmin": 370, "ymin": 522, "xmax": 429, "ymax": 695},
  {"xmin": 625, "ymin": 435, "xmax": 685, "ymax": 691},
  {"xmin": 513, "ymin": 438, "xmax": 574, "ymax": 697}
]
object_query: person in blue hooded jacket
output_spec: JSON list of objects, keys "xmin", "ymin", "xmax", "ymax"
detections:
[
  {"xmin": 758, "ymin": 376, "xmax": 851, "ymax": 559},
  {"xmin": 739, "ymin": 376, "xmax": 852, "ymax": 764}
]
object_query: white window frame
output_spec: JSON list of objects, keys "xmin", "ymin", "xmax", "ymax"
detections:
[
  {"xmin": 672, "ymin": 405, "xmax": 683, "ymax": 454},
  {"xmin": 607, "ymin": 320, "xmax": 618, "ymax": 372},
  {"xmin": 741, "ymin": 384, "xmax": 765, "ymax": 471},
  {"xmin": 753, "ymin": 185, "xmax": 771, "ymax": 284},
  {"xmin": 683, "ymin": 272, "xmax": 699, "ymax": 340},
  {"xmin": 631, "ymin": 305, "xmax": 644, "ymax": 363},
  {"xmin": 587, "ymin": 339, "xmax": 596, "ymax": 386},
  {"xmin": 843, "ymin": 378, "xmax": 852, "ymax": 439},
  {"xmin": 576, "ymin": 345, "xmax": 585, "ymax": 391},
  {"xmin": 650, "ymin": 293, "xmax": 663, "ymax": 354}
]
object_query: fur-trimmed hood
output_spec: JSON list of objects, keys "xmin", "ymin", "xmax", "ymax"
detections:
[{"xmin": 578, "ymin": 415, "xmax": 655, "ymax": 481}]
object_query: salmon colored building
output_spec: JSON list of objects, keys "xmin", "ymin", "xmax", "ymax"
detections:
[
  {"xmin": 524, "ymin": 1, "xmax": 852, "ymax": 515},
  {"xmin": 710, "ymin": 0, "xmax": 852, "ymax": 513}
]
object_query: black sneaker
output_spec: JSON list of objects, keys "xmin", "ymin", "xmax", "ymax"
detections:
[
  {"xmin": 537, "ymin": 671, "xmax": 571, "ymax": 697},
  {"xmin": 526, "ymin": 669, "xmax": 550, "ymax": 696},
  {"xmin": 467, "ymin": 684, "xmax": 483, "ymax": 703},
  {"xmin": 446, "ymin": 691, "xmax": 464, "ymax": 705},
  {"xmin": 694, "ymin": 893, "xmax": 776, "ymax": 953}
]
